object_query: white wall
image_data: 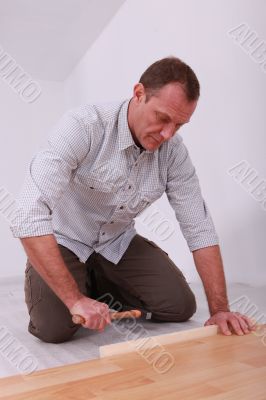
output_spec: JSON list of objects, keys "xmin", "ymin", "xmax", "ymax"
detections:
[
  {"xmin": 2, "ymin": 0, "xmax": 265, "ymax": 285},
  {"xmin": 64, "ymin": 0, "xmax": 266, "ymax": 285},
  {"xmin": 0, "ymin": 78, "xmax": 66, "ymax": 278}
]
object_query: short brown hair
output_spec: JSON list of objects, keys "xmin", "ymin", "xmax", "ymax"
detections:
[{"xmin": 139, "ymin": 56, "xmax": 200, "ymax": 102}]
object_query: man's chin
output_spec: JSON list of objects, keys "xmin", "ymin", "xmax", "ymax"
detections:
[
  {"xmin": 142, "ymin": 137, "xmax": 162, "ymax": 151},
  {"xmin": 144, "ymin": 143, "xmax": 160, "ymax": 151}
]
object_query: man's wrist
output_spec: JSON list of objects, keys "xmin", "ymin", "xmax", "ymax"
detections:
[
  {"xmin": 64, "ymin": 292, "xmax": 85, "ymax": 310},
  {"xmin": 210, "ymin": 306, "xmax": 230, "ymax": 316}
]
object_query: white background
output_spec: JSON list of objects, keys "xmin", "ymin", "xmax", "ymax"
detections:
[{"xmin": 1, "ymin": 0, "xmax": 265, "ymax": 285}]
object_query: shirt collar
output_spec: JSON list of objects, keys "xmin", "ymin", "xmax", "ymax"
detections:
[{"xmin": 118, "ymin": 99, "xmax": 155, "ymax": 154}]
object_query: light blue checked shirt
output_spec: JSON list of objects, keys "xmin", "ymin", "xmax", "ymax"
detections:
[{"xmin": 10, "ymin": 99, "xmax": 219, "ymax": 264}]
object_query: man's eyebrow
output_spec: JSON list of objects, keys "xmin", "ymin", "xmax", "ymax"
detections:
[{"xmin": 156, "ymin": 110, "xmax": 190, "ymax": 124}]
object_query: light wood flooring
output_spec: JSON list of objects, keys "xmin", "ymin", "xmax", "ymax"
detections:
[{"xmin": 0, "ymin": 324, "xmax": 265, "ymax": 399}]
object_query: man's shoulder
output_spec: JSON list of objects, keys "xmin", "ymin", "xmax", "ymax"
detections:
[{"xmin": 66, "ymin": 100, "xmax": 128, "ymax": 126}]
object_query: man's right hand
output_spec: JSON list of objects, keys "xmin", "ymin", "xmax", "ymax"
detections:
[
  {"xmin": 70, "ymin": 296, "xmax": 112, "ymax": 332},
  {"xmin": 20, "ymin": 236, "xmax": 112, "ymax": 332}
]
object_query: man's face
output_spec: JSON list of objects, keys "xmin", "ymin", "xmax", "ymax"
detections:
[{"xmin": 129, "ymin": 82, "xmax": 198, "ymax": 151}]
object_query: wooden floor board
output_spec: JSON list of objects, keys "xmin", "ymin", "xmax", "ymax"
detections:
[{"xmin": 0, "ymin": 325, "xmax": 265, "ymax": 399}]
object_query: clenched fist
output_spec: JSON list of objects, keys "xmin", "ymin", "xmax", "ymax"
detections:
[{"xmin": 70, "ymin": 296, "xmax": 112, "ymax": 332}]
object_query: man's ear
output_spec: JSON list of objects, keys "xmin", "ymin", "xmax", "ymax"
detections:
[{"xmin": 133, "ymin": 83, "xmax": 146, "ymax": 103}]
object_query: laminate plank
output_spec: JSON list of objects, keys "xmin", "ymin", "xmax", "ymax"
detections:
[
  {"xmin": 0, "ymin": 324, "xmax": 265, "ymax": 400},
  {"xmin": 99, "ymin": 325, "xmax": 218, "ymax": 357}
]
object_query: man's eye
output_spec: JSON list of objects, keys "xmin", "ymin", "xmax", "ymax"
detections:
[
  {"xmin": 156, "ymin": 113, "xmax": 168, "ymax": 123},
  {"xmin": 160, "ymin": 116, "xmax": 169, "ymax": 123}
]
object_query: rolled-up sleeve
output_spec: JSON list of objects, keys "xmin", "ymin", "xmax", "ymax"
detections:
[
  {"xmin": 166, "ymin": 135, "xmax": 219, "ymax": 251},
  {"xmin": 10, "ymin": 111, "xmax": 91, "ymax": 238}
]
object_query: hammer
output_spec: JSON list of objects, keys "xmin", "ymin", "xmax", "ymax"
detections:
[{"xmin": 72, "ymin": 309, "xmax": 143, "ymax": 325}]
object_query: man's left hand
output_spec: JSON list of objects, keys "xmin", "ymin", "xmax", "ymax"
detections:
[{"xmin": 204, "ymin": 311, "xmax": 257, "ymax": 336}]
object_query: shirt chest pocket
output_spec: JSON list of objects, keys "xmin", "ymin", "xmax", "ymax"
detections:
[{"xmin": 74, "ymin": 172, "xmax": 115, "ymax": 193}]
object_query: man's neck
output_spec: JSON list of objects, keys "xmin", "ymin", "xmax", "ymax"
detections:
[{"xmin": 127, "ymin": 98, "xmax": 145, "ymax": 151}]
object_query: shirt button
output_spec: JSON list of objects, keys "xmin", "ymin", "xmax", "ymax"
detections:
[{"xmin": 119, "ymin": 206, "xmax": 124, "ymax": 210}]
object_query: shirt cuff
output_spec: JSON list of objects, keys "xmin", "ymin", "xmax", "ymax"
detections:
[
  {"xmin": 10, "ymin": 217, "xmax": 54, "ymax": 238},
  {"xmin": 188, "ymin": 236, "xmax": 220, "ymax": 252}
]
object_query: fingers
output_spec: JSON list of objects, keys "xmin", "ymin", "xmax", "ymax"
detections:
[
  {"xmin": 97, "ymin": 306, "xmax": 111, "ymax": 332},
  {"xmin": 204, "ymin": 312, "xmax": 258, "ymax": 337},
  {"xmin": 234, "ymin": 314, "xmax": 252, "ymax": 334},
  {"xmin": 204, "ymin": 317, "xmax": 232, "ymax": 335},
  {"xmin": 218, "ymin": 319, "xmax": 232, "ymax": 336},
  {"xmin": 236, "ymin": 313, "xmax": 257, "ymax": 331},
  {"xmin": 72, "ymin": 298, "xmax": 111, "ymax": 332},
  {"xmin": 225, "ymin": 314, "xmax": 257, "ymax": 336},
  {"xmin": 234, "ymin": 313, "xmax": 257, "ymax": 332},
  {"xmin": 92, "ymin": 303, "xmax": 111, "ymax": 331},
  {"xmin": 228, "ymin": 316, "xmax": 246, "ymax": 335}
]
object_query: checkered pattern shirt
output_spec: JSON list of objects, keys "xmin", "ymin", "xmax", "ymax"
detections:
[{"xmin": 10, "ymin": 99, "xmax": 219, "ymax": 264}]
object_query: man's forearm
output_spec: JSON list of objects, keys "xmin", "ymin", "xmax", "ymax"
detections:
[
  {"xmin": 21, "ymin": 235, "xmax": 83, "ymax": 309},
  {"xmin": 192, "ymin": 245, "xmax": 230, "ymax": 316}
]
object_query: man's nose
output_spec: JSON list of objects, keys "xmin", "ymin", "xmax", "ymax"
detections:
[{"xmin": 159, "ymin": 124, "xmax": 175, "ymax": 140}]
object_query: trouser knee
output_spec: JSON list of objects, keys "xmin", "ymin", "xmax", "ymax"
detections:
[
  {"xmin": 151, "ymin": 291, "xmax": 197, "ymax": 322},
  {"xmin": 28, "ymin": 320, "xmax": 80, "ymax": 344}
]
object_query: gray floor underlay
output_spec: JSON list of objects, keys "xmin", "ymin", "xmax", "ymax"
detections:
[{"xmin": 0, "ymin": 277, "xmax": 265, "ymax": 378}]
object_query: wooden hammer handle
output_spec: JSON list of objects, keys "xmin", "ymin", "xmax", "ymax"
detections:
[{"xmin": 72, "ymin": 309, "xmax": 142, "ymax": 325}]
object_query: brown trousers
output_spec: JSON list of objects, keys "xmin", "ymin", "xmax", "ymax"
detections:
[{"xmin": 24, "ymin": 234, "xmax": 197, "ymax": 343}]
